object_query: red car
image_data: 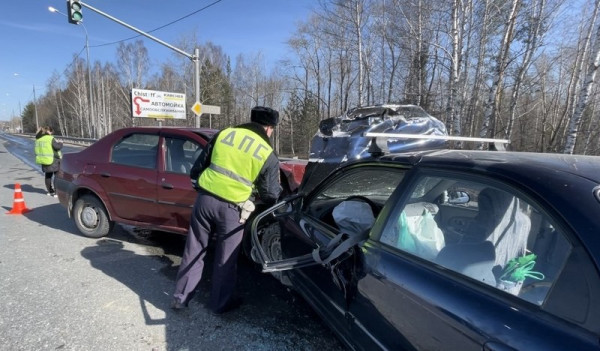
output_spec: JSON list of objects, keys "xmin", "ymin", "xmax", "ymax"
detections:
[{"xmin": 55, "ymin": 127, "xmax": 305, "ymax": 240}]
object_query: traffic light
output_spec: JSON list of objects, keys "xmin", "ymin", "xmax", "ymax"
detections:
[{"xmin": 67, "ymin": 0, "xmax": 83, "ymax": 25}]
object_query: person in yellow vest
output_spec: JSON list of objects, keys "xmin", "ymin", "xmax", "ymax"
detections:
[
  {"xmin": 172, "ymin": 106, "xmax": 282, "ymax": 314},
  {"xmin": 34, "ymin": 126, "xmax": 63, "ymax": 197}
]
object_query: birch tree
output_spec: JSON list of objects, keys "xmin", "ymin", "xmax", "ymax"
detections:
[
  {"xmin": 64, "ymin": 57, "xmax": 90, "ymax": 137},
  {"xmin": 479, "ymin": 0, "xmax": 521, "ymax": 148},
  {"xmin": 288, "ymin": 16, "xmax": 326, "ymax": 119},
  {"xmin": 446, "ymin": 0, "xmax": 465, "ymax": 139},
  {"xmin": 375, "ymin": 0, "xmax": 404, "ymax": 104},
  {"xmin": 564, "ymin": 0, "xmax": 600, "ymax": 154},
  {"xmin": 46, "ymin": 72, "xmax": 67, "ymax": 136},
  {"xmin": 116, "ymin": 40, "xmax": 149, "ymax": 90},
  {"xmin": 506, "ymin": 0, "xmax": 552, "ymax": 141}
]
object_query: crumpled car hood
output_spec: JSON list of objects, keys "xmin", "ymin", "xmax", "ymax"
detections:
[
  {"xmin": 309, "ymin": 104, "xmax": 447, "ymax": 163},
  {"xmin": 300, "ymin": 105, "xmax": 447, "ymax": 194}
]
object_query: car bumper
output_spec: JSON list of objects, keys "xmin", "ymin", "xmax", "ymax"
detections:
[{"xmin": 54, "ymin": 178, "xmax": 75, "ymax": 218}]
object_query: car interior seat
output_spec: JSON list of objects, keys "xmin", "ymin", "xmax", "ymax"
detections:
[
  {"xmin": 192, "ymin": 147, "xmax": 203, "ymax": 165},
  {"xmin": 475, "ymin": 187, "xmax": 530, "ymax": 269},
  {"xmin": 436, "ymin": 187, "xmax": 532, "ymax": 287},
  {"xmin": 168, "ymin": 139, "xmax": 190, "ymax": 174},
  {"xmin": 435, "ymin": 188, "xmax": 512, "ymax": 286},
  {"xmin": 435, "ymin": 239, "xmax": 497, "ymax": 286}
]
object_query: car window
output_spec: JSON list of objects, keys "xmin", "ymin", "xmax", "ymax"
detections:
[
  {"xmin": 409, "ymin": 176, "xmax": 444, "ymax": 199},
  {"xmin": 164, "ymin": 137, "xmax": 200, "ymax": 174},
  {"xmin": 111, "ymin": 133, "xmax": 160, "ymax": 169},
  {"xmin": 380, "ymin": 175, "xmax": 572, "ymax": 307},
  {"xmin": 315, "ymin": 168, "xmax": 404, "ymax": 200},
  {"xmin": 308, "ymin": 167, "xmax": 406, "ymax": 231}
]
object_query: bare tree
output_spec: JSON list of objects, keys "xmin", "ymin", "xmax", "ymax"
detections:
[
  {"xmin": 46, "ymin": 72, "xmax": 67, "ymax": 136},
  {"xmin": 63, "ymin": 56, "xmax": 90, "ymax": 137},
  {"xmin": 479, "ymin": 0, "xmax": 521, "ymax": 148},
  {"xmin": 116, "ymin": 40, "xmax": 149, "ymax": 90},
  {"xmin": 564, "ymin": 0, "xmax": 600, "ymax": 154},
  {"xmin": 446, "ymin": 0, "xmax": 465, "ymax": 139},
  {"xmin": 22, "ymin": 0, "xmax": 600, "ymax": 157},
  {"xmin": 505, "ymin": 0, "xmax": 551, "ymax": 142}
]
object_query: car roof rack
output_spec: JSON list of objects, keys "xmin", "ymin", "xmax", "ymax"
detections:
[{"xmin": 363, "ymin": 132, "xmax": 511, "ymax": 155}]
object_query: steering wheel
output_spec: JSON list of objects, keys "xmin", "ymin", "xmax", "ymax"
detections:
[{"xmin": 345, "ymin": 195, "xmax": 381, "ymax": 216}]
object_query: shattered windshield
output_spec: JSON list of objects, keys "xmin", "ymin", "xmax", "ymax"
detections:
[{"xmin": 316, "ymin": 168, "xmax": 405, "ymax": 200}]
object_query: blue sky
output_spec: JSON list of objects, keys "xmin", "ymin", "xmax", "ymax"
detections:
[{"xmin": 0, "ymin": 0, "xmax": 314, "ymax": 121}]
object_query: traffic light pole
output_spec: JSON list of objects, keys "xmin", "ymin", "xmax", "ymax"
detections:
[
  {"xmin": 77, "ymin": 1, "xmax": 201, "ymax": 126},
  {"xmin": 194, "ymin": 48, "xmax": 200, "ymax": 128}
]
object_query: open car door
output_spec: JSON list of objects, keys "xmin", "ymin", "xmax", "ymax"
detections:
[
  {"xmin": 250, "ymin": 194, "xmax": 378, "ymax": 346},
  {"xmin": 249, "ymin": 165, "xmax": 407, "ymax": 348}
]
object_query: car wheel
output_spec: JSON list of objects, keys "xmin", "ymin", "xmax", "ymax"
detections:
[
  {"xmin": 73, "ymin": 195, "xmax": 114, "ymax": 238},
  {"xmin": 260, "ymin": 222, "xmax": 291, "ymax": 286}
]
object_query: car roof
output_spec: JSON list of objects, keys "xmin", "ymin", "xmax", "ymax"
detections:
[
  {"xmin": 111, "ymin": 126, "xmax": 218, "ymax": 139},
  {"xmin": 117, "ymin": 126, "xmax": 217, "ymax": 133},
  {"xmin": 381, "ymin": 149, "xmax": 600, "ymax": 183},
  {"xmin": 300, "ymin": 148, "xmax": 600, "ymax": 197}
]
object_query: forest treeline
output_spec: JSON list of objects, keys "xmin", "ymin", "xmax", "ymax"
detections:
[{"xmin": 10, "ymin": 0, "xmax": 600, "ymax": 157}]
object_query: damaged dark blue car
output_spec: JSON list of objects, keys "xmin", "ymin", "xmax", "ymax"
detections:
[{"xmin": 250, "ymin": 105, "xmax": 600, "ymax": 350}]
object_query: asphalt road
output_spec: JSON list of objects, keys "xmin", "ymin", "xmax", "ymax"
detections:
[{"xmin": 0, "ymin": 133, "xmax": 345, "ymax": 351}]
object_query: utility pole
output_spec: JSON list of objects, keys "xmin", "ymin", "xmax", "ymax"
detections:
[
  {"xmin": 195, "ymin": 48, "xmax": 200, "ymax": 128},
  {"xmin": 33, "ymin": 85, "xmax": 39, "ymax": 131},
  {"xmin": 18, "ymin": 101, "xmax": 22, "ymax": 133}
]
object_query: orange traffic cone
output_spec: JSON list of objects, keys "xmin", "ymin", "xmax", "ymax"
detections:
[{"xmin": 7, "ymin": 183, "xmax": 32, "ymax": 215}]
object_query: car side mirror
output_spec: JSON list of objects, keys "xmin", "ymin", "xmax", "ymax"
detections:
[
  {"xmin": 448, "ymin": 191, "xmax": 470, "ymax": 204},
  {"xmin": 273, "ymin": 193, "xmax": 303, "ymax": 217}
]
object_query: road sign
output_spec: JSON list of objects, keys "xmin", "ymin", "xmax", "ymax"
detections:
[
  {"xmin": 191, "ymin": 102, "xmax": 221, "ymax": 117},
  {"xmin": 202, "ymin": 105, "xmax": 221, "ymax": 115},
  {"xmin": 131, "ymin": 88, "xmax": 186, "ymax": 119},
  {"xmin": 191, "ymin": 101, "xmax": 202, "ymax": 116}
]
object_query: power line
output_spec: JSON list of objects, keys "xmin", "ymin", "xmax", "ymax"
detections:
[{"xmin": 91, "ymin": 0, "xmax": 224, "ymax": 48}]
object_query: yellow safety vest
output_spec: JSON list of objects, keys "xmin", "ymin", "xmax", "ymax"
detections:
[
  {"xmin": 34, "ymin": 135, "xmax": 57, "ymax": 165},
  {"xmin": 199, "ymin": 127, "xmax": 273, "ymax": 203}
]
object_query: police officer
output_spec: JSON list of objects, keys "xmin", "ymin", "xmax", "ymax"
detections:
[
  {"xmin": 34, "ymin": 126, "xmax": 63, "ymax": 197},
  {"xmin": 172, "ymin": 106, "xmax": 282, "ymax": 314}
]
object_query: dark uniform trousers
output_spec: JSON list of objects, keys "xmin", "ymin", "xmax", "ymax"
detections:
[{"xmin": 173, "ymin": 191, "xmax": 244, "ymax": 312}]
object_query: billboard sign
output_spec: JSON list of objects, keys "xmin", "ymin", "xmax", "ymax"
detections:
[{"xmin": 131, "ymin": 88, "xmax": 186, "ymax": 119}]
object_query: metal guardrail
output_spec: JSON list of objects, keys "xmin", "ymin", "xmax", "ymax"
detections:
[
  {"xmin": 22, "ymin": 133, "xmax": 97, "ymax": 146},
  {"xmin": 54, "ymin": 136, "xmax": 97, "ymax": 146}
]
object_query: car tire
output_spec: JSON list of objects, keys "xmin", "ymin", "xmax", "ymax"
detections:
[
  {"xmin": 73, "ymin": 195, "xmax": 114, "ymax": 238},
  {"xmin": 260, "ymin": 222, "xmax": 292, "ymax": 286}
]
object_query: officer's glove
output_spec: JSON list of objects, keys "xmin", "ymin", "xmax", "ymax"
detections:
[{"xmin": 239, "ymin": 200, "xmax": 256, "ymax": 224}]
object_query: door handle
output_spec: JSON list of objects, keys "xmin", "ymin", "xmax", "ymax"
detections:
[
  {"xmin": 100, "ymin": 172, "xmax": 110, "ymax": 178},
  {"xmin": 162, "ymin": 183, "xmax": 174, "ymax": 189}
]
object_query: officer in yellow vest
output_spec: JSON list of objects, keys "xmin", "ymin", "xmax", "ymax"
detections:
[
  {"xmin": 172, "ymin": 106, "xmax": 282, "ymax": 314},
  {"xmin": 34, "ymin": 126, "xmax": 63, "ymax": 197}
]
